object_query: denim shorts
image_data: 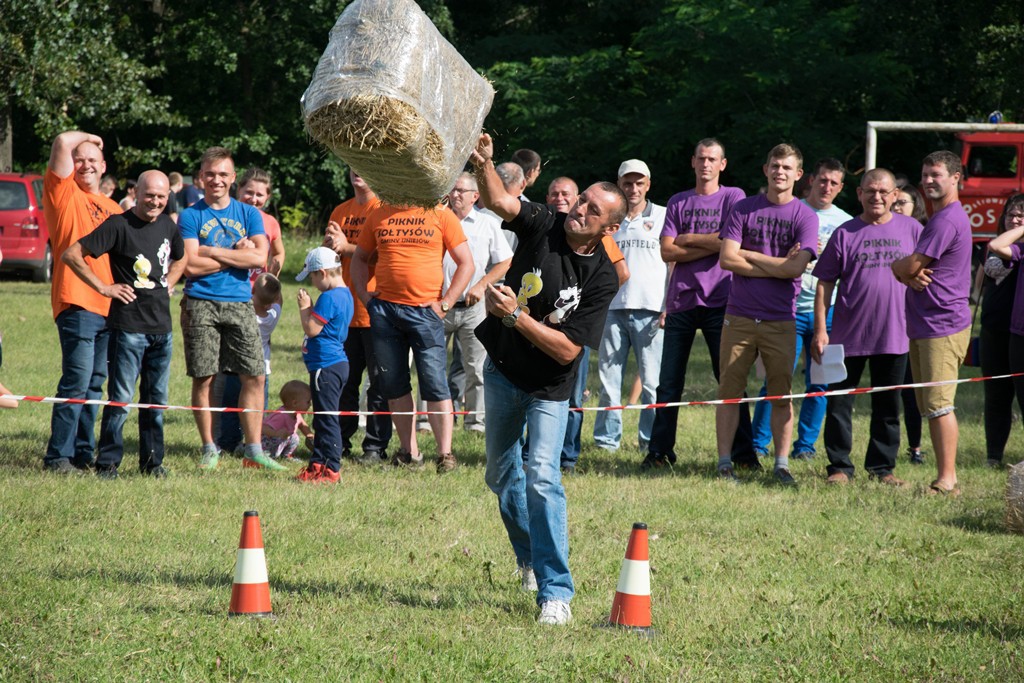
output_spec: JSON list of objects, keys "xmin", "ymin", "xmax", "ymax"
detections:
[{"xmin": 367, "ymin": 299, "xmax": 450, "ymax": 401}]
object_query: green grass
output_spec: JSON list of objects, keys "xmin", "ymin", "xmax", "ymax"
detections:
[{"xmin": 0, "ymin": 235, "xmax": 1021, "ymax": 681}]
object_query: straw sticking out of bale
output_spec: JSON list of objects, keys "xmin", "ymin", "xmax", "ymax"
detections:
[
  {"xmin": 301, "ymin": 0, "xmax": 494, "ymax": 208},
  {"xmin": 306, "ymin": 95, "xmax": 447, "ymax": 208}
]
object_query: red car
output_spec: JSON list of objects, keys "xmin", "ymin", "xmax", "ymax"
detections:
[{"xmin": 0, "ymin": 173, "xmax": 51, "ymax": 282}]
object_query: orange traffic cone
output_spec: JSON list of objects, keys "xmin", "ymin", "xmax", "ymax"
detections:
[
  {"xmin": 228, "ymin": 510, "xmax": 273, "ymax": 617},
  {"xmin": 607, "ymin": 522, "xmax": 653, "ymax": 634}
]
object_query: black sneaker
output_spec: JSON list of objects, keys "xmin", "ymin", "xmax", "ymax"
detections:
[
  {"xmin": 773, "ymin": 468, "xmax": 797, "ymax": 487},
  {"xmin": 908, "ymin": 447, "xmax": 925, "ymax": 465},
  {"xmin": 95, "ymin": 465, "xmax": 119, "ymax": 480},
  {"xmin": 718, "ymin": 466, "xmax": 739, "ymax": 482},
  {"xmin": 640, "ymin": 451, "xmax": 675, "ymax": 470},
  {"xmin": 144, "ymin": 465, "xmax": 169, "ymax": 478},
  {"xmin": 45, "ymin": 458, "xmax": 79, "ymax": 475}
]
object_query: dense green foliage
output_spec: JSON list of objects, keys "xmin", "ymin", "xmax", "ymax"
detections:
[{"xmin": 3, "ymin": 0, "xmax": 1022, "ymax": 216}]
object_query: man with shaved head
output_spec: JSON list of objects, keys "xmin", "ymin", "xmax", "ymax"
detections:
[
  {"xmin": 810, "ymin": 168, "xmax": 920, "ymax": 487},
  {"xmin": 471, "ymin": 132, "xmax": 625, "ymax": 626},
  {"xmin": 42, "ymin": 131, "xmax": 123, "ymax": 474},
  {"xmin": 63, "ymin": 171, "xmax": 187, "ymax": 478}
]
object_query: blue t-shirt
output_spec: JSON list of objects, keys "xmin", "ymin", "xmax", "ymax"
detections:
[
  {"xmin": 302, "ymin": 287, "xmax": 353, "ymax": 370},
  {"xmin": 178, "ymin": 198, "xmax": 265, "ymax": 302}
]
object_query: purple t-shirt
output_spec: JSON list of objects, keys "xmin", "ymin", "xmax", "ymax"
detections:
[
  {"xmin": 905, "ymin": 202, "xmax": 972, "ymax": 340},
  {"xmin": 1008, "ymin": 244, "xmax": 1024, "ymax": 336},
  {"xmin": 812, "ymin": 214, "xmax": 922, "ymax": 356},
  {"xmin": 661, "ymin": 186, "xmax": 745, "ymax": 313},
  {"xmin": 719, "ymin": 194, "xmax": 819, "ymax": 321}
]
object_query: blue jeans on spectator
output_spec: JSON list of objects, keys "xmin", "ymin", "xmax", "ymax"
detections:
[
  {"xmin": 96, "ymin": 330, "xmax": 173, "ymax": 471},
  {"xmin": 216, "ymin": 372, "xmax": 243, "ymax": 453},
  {"xmin": 649, "ymin": 306, "xmax": 756, "ymax": 462},
  {"xmin": 340, "ymin": 327, "xmax": 392, "ymax": 456},
  {"xmin": 484, "ymin": 359, "xmax": 573, "ymax": 605},
  {"xmin": 594, "ymin": 309, "xmax": 663, "ymax": 450},
  {"xmin": 310, "ymin": 360, "xmax": 350, "ymax": 473},
  {"xmin": 45, "ymin": 307, "xmax": 109, "ymax": 467},
  {"xmin": 367, "ymin": 299, "xmax": 450, "ymax": 401},
  {"xmin": 751, "ymin": 308, "xmax": 832, "ymax": 455}
]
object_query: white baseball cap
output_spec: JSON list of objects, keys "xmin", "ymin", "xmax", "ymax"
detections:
[
  {"xmin": 296, "ymin": 246, "xmax": 342, "ymax": 281},
  {"xmin": 617, "ymin": 159, "xmax": 651, "ymax": 178}
]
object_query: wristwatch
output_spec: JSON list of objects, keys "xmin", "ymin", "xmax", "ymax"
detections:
[
  {"xmin": 502, "ymin": 305, "xmax": 522, "ymax": 328},
  {"xmin": 440, "ymin": 300, "xmax": 450, "ymax": 313}
]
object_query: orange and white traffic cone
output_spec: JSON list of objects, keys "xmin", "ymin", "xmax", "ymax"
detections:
[
  {"xmin": 228, "ymin": 510, "xmax": 273, "ymax": 617},
  {"xmin": 607, "ymin": 522, "xmax": 653, "ymax": 634}
]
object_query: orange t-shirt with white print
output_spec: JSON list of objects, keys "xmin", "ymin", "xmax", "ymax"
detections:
[
  {"xmin": 44, "ymin": 169, "xmax": 122, "ymax": 319},
  {"xmin": 356, "ymin": 204, "xmax": 467, "ymax": 306},
  {"xmin": 329, "ymin": 195, "xmax": 382, "ymax": 328}
]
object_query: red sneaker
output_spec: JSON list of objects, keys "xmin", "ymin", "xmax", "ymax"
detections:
[
  {"xmin": 317, "ymin": 467, "xmax": 341, "ymax": 484},
  {"xmin": 296, "ymin": 462, "xmax": 324, "ymax": 482}
]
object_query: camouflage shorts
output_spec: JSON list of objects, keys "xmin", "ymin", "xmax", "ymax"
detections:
[{"xmin": 180, "ymin": 296, "xmax": 265, "ymax": 378}]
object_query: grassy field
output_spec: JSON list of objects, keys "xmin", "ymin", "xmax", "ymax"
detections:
[{"xmin": 0, "ymin": 236, "xmax": 1021, "ymax": 681}]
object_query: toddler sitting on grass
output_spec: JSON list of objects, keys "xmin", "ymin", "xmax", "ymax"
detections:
[{"xmin": 262, "ymin": 380, "xmax": 314, "ymax": 460}]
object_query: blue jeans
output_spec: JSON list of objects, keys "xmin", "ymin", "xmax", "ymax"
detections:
[
  {"xmin": 523, "ymin": 347, "xmax": 588, "ymax": 468},
  {"xmin": 311, "ymin": 361, "xmax": 350, "ymax": 473},
  {"xmin": 367, "ymin": 299, "xmax": 450, "ymax": 401},
  {"xmin": 484, "ymin": 359, "xmax": 573, "ymax": 605},
  {"xmin": 751, "ymin": 308, "xmax": 832, "ymax": 454},
  {"xmin": 216, "ymin": 372, "xmax": 243, "ymax": 452},
  {"xmin": 45, "ymin": 308, "xmax": 109, "ymax": 467},
  {"xmin": 594, "ymin": 309, "xmax": 663, "ymax": 450},
  {"xmin": 97, "ymin": 330, "xmax": 173, "ymax": 470},
  {"xmin": 649, "ymin": 306, "xmax": 756, "ymax": 461}
]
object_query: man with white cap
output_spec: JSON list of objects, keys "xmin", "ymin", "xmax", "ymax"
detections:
[{"xmin": 593, "ymin": 160, "xmax": 667, "ymax": 451}]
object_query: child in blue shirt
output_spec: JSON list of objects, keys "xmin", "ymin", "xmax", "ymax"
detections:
[{"xmin": 295, "ymin": 247, "xmax": 353, "ymax": 483}]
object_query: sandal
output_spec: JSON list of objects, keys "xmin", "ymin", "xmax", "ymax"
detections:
[{"xmin": 926, "ymin": 480, "xmax": 961, "ymax": 498}]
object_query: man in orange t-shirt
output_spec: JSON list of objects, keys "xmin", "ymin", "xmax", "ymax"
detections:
[
  {"xmin": 351, "ymin": 199, "xmax": 474, "ymax": 473},
  {"xmin": 322, "ymin": 170, "xmax": 391, "ymax": 464},
  {"xmin": 42, "ymin": 131, "xmax": 123, "ymax": 474}
]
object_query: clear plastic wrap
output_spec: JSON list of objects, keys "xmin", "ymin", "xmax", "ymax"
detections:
[{"xmin": 301, "ymin": 0, "xmax": 494, "ymax": 207}]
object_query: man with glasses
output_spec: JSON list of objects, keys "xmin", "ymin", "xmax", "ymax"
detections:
[
  {"xmin": 811, "ymin": 168, "xmax": 921, "ymax": 487},
  {"xmin": 892, "ymin": 151, "xmax": 972, "ymax": 496}
]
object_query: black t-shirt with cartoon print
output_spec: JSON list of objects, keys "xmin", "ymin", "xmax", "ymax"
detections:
[
  {"xmin": 78, "ymin": 211, "xmax": 185, "ymax": 334},
  {"xmin": 476, "ymin": 200, "xmax": 618, "ymax": 401}
]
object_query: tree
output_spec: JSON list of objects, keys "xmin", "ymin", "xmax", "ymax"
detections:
[{"xmin": 0, "ymin": 0, "xmax": 180, "ymax": 172}]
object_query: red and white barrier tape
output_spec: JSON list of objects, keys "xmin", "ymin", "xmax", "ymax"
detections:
[{"xmin": 3, "ymin": 372, "xmax": 1020, "ymax": 417}]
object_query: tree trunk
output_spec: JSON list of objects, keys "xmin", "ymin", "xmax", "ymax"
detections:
[{"xmin": 0, "ymin": 106, "xmax": 11, "ymax": 173}]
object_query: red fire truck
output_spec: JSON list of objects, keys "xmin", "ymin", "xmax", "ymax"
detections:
[{"xmin": 865, "ymin": 121, "xmax": 1024, "ymax": 242}]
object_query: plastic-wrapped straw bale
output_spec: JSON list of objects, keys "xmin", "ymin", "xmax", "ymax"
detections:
[
  {"xmin": 1006, "ymin": 461, "xmax": 1024, "ymax": 534},
  {"xmin": 301, "ymin": 0, "xmax": 494, "ymax": 208}
]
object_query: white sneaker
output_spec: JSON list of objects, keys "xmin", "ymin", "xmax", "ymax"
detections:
[
  {"xmin": 537, "ymin": 600, "xmax": 572, "ymax": 626},
  {"xmin": 520, "ymin": 566, "xmax": 538, "ymax": 592}
]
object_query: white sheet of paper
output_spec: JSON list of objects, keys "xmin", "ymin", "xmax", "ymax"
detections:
[{"xmin": 810, "ymin": 344, "xmax": 847, "ymax": 385}]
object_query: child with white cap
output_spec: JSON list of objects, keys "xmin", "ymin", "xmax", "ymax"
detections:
[{"xmin": 294, "ymin": 246, "xmax": 354, "ymax": 483}]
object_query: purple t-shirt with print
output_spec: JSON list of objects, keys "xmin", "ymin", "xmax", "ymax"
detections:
[
  {"xmin": 905, "ymin": 202, "xmax": 972, "ymax": 340},
  {"xmin": 812, "ymin": 214, "xmax": 922, "ymax": 356},
  {"xmin": 661, "ymin": 186, "xmax": 745, "ymax": 313},
  {"xmin": 719, "ymin": 193, "xmax": 819, "ymax": 321}
]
